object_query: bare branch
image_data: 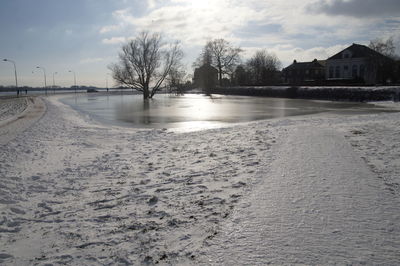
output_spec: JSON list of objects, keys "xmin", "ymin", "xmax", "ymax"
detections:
[
  {"xmin": 369, "ymin": 36, "xmax": 396, "ymax": 59},
  {"xmin": 197, "ymin": 39, "xmax": 242, "ymax": 86}
]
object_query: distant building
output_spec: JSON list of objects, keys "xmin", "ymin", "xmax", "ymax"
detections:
[
  {"xmin": 326, "ymin": 43, "xmax": 395, "ymax": 85},
  {"xmin": 193, "ymin": 64, "xmax": 218, "ymax": 91},
  {"xmin": 396, "ymin": 60, "xmax": 400, "ymax": 82},
  {"xmin": 282, "ymin": 59, "xmax": 325, "ymax": 85}
]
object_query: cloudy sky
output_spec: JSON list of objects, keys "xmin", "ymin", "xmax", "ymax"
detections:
[{"xmin": 1, "ymin": 0, "xmax": 400, "ymax": 87}]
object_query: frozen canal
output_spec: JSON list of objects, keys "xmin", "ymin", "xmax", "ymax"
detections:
[{"xmin": 61, "ymin": 93, "xmax": 389, "ymax": 130}]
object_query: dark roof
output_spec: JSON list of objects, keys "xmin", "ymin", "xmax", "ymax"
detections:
[
  {"xmin": 284, "ymin": 59, "xmax": 324, "ymax": 70},
  {"xmin": 328, "ymin": 43, "xmax": 388, "ymax": 60}
]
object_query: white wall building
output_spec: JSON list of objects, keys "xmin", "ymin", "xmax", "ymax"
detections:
[{"xmin": 326, "ymin": 43, "xmax": 392, "ymax": 84}]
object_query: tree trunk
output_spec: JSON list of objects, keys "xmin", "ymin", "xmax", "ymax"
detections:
[
  {"xmin": 218, "ymin": 65, "xmax": 222, "ymax": 86},
  {"xmin": 143, "ymin": 85, "xmax": 150, "ymax": 100}
]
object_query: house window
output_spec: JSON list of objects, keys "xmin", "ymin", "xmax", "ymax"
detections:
[
  {"xmin": 360, "ymin": 65, "xmax": 365, "ymax": 78},
  {"xmin": 335, "ymin": 66, "xmax": 341, "ymax": 78},
  {"xmin": 329, "ymin": 66, "xmax": 334, "ymax": 78},
  {"xmin": 352, "ymin": 65, "xmax": 358, "ymax": 78},
  {"xmin": 344, "ymin": 65, "xmax": 349, "ymax": 71},
  {"xmin": 305, "ymin": 70, "xmax": 309, "ymax": 75}
]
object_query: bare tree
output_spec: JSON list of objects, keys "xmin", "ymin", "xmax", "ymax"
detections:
[
  {"xmin": 369, "ymin": 37, "xmax": 396, "ymax": 58},
  {"xmin": 167, "ymin": 67, "xmax": 187, "ymax": 95},
  {"xmin": 192, "ymin": 46, "xmax": 213, "ymax": 69},
  {"xmin": 109, "ymin": 31, "xmax": 183, "ymax": 99},
  {"xmin": 199, "ymin": 39, "xmax": 242, "ymax": 86},
  {"xmin": 368, "ymin": 37, "xmax": 399, "ymax": 84},
  {"xmin": 247, "ymin": 49, "xmax": 281, "ymax": 85}
]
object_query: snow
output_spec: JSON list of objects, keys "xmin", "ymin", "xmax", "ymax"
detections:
[
  {"xmin": 0, "ymin": 97, "xmax": 46, "ymax": 145},
  {"xmin": 201, "ymin": 126, "xmax": 400, "ymax": 264},
  {"xmin": 0, "ymin": 97, "xmax": 27, "ymax": 121},
  {"xmin": 0, "ymin": 95, "xmax": 399, "ymax": 265}
]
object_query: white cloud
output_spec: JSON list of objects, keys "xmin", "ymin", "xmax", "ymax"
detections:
[
  {"xmin": 100, "ymin": 25, "xmax": 121, "ymax": 34},
  {"xmin": 99, "ymin": 0, "xmax": 400, "ymax": 69},
  {"xmin": 101, "ymin": 1, "xmax": 264, "ymax": 45},
  {"xmin": 99, "ymin": 8, "xmax": 134, "ymax": 34},
  {"xmin": 273, "ymin": 44, "xmax": 349, "ymax": 67},
  {"xmin": 79, "ymin": 57, "xmax": 107, "ymax": 64},
  {"xmin": 308, "ymin": 0, "xmax": 400, "ymax": 18},
  {"xmin": 102, "ymin": 37, "xmax": 126, "ymax": 45},
  {"xmin": 101, "ymin": 0, "xmax": 384, "ymax": 47},
  {"xmin": 240, "ymin": 44, "xmax": 348, "ymax": 68},
  {"xmin": 147, "ymin": 0, "xmax": 157, "ymax": 9}
]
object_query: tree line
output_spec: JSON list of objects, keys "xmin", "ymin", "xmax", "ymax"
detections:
[
  {"xmin": 109, "ymin": 31, "xmax": 398, "ymax": 100},
  {"xmin": 109, "ymin": 31, "xmax": 282, "ymax": 99}
]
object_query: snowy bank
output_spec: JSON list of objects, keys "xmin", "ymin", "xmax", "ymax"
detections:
[
  {"xmin": 0, "ymin": 97, "xmax": 46, "ymax": 145},
  {"xmin": 0, "ymin": 95, "xmax": 399, "ymax": 265},
  {"xmin": 0, "ymin": 97, "xmax": 27, "ymax": 121},
  {"xmin": 211, "ymin": 86, "xmax": 400, "ymax": 102}
]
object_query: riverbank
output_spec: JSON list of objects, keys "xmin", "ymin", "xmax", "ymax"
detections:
[
  {"xmin": 0, "ymin": 95, "xmax": 399, "ymax": 265},
  {"xmin": 211, "ymin": 86, "xmax": 400, "ymax": 102},
  {"xmin": 0, "ymin": 96, "xmax": 46, "ymax": 145},
  {"xmin": 0, "ymin": 97, "xmax": 27, "ymax": 121}
]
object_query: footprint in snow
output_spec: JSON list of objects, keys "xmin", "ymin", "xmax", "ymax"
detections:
[{"xmin": 148, "ymin": 196, "xmax": 158, "ymax": 205}]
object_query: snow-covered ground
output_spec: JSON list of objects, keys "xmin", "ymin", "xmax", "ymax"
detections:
[
  {"xmin": 0, "ymin": 97, "xmax": 46, "ymax": 146},
  {"xmin": 201, "ymin": 126, "xmax": 400, "ymax": 265},
  {"xmin": 0, "ymin": 97, "xmax": 27, "ymax": 121},
  {"xmin": 0, "ymin": 95, "xmax": 399, "ymax": 265}
]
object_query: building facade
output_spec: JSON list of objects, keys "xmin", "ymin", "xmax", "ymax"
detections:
[
  {"xmin": 282, "ymin": 59, "xmax": 325, "ymax": 85},
  {"xmin": 326, "ymin": 43, "xmax": 395, "ymax": 85}
]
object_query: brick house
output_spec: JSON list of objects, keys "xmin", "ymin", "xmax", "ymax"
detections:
[{"xmin": 282, "ymin": 59, "xmax": 325, "ymax": 85}]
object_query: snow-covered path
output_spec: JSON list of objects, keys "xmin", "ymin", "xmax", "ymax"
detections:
[{"xmin": 203, "ymin": 126, "xmax": 400, "ymax": 265}]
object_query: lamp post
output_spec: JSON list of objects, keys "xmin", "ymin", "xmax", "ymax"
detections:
[
  {"xmin": 2, "ymin": 59, "xmax": 19, "ymax": 96},
  {"xmin": 52, "ymin": 72, "xmax": 58, "ymax": 93},
  {"xmin": 36, "ymin": 66, "xmax": 47, "ymax": 95},
  {"xmin": 68, "ymin": 70, "xmax": 76, "ymax": 93}
]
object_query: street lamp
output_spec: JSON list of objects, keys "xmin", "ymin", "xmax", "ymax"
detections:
[
  {"xmin": 68, "ymin": 70, "xmax": 76, "ymax": 93},
  {"xmin": 52, "ymin": 72, "xmax": 58, "ymax": 93},
  {"xmin": 36, "ymin": 66, "xmax": 47, "ymax": 95},
  {"xmin": 2, "ymin": 58, "xmax": 19, "ymax": 96}
]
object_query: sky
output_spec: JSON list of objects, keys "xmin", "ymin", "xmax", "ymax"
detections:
[{"xmin": 1, "ymin": 0, "xmax": 400, "ymax": 87}]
